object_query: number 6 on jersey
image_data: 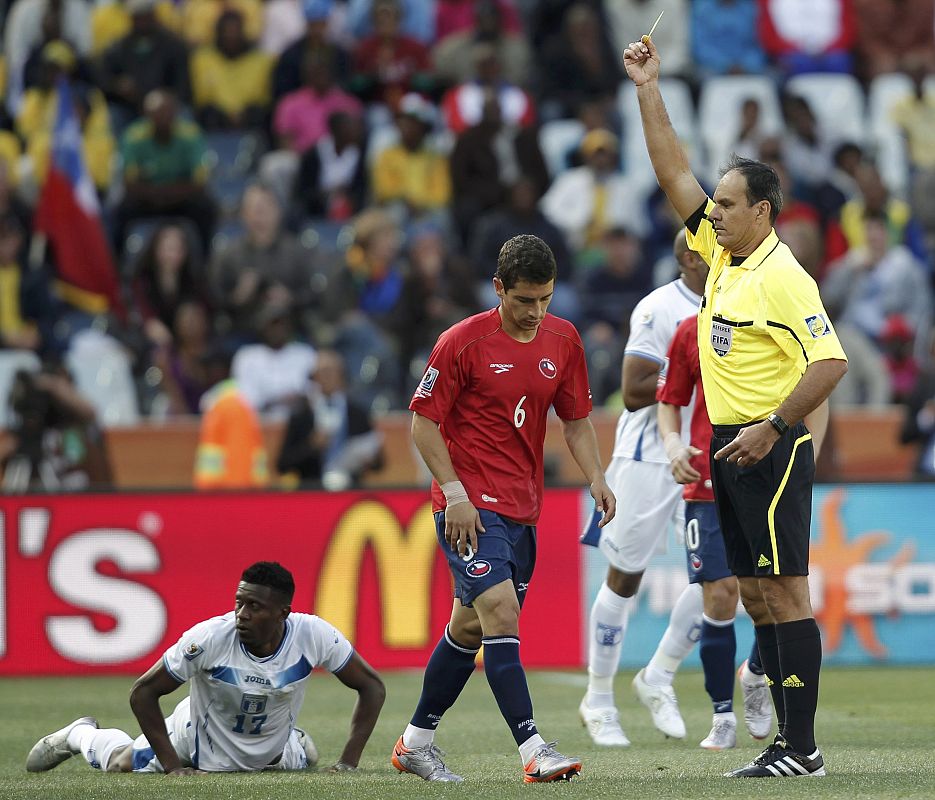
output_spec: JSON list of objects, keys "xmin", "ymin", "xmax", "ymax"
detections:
[{"xmin": 513, "ymin": 395, "xmax": 527, "ymax": 428}]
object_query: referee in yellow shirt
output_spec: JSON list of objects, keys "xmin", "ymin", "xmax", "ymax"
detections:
[{"xmin": 623, "ymin": 37, "xmax": 848, "ymax": 778}]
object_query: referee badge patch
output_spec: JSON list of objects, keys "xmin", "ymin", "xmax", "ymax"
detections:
[
  {"xmin": 710, "ymin": 320, "xmax": 732, "ymax": 357},
  {"xmin": 804, "ymin": 314, "xmax": 831, "ymax": 338}
]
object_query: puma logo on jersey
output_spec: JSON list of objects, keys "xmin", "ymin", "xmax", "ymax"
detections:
[{"xmin": 489, "ymin": 363, "xmax": 514, "ymax": 373}]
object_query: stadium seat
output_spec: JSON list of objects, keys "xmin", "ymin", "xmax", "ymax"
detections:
[
  {"xmin": 121, "ymin": 217, "xmax": 163, "ymax": 270},
  {"xmin": 620, "ymin": 78, "xmax": 703, "ymax": 190},
  {"xmin": 698, "ymin": 75, "xmax": 783, "ymax": 181},
  {"xmin": 205, "ymin": 132, "xmax": 264, "ymax": 218},
  {"xmin": 210, "ymin": 217, "xmax": 247, "ymax": 253},
  {"xmin": 65, "ymin": 330, "xmax": 140, "ymax": 427},
  {"xmin": 785, "ymin": 73, "xmax": 866, "ymax": 146},
  {"xmin": 298, "ymin": 218, "xmax": 354, "ymax": 254},
  {"xmin": 867, "ymin": 73, "xmax": 915, "ymax": 195},
  {"xmin": 0, "ymin": 350, "xmax": 41, "ymax": 429},
  {"xmin": 538, "ymin": 119, "xmax": 585, "ymax": 178},
  {"xmin": 122, "ymin": 217, "xmax": 204, "ymax": 278}
]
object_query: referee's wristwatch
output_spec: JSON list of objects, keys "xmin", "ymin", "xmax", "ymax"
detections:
[{"xmin": 767, "ymin": 412, "xmax": 789, "ymax": 436}]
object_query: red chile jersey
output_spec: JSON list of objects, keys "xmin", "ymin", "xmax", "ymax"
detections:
[
  {"xmin": 656, "ymin": 315, "xmax": 714, "ymax": 502},
  {"xmin": 410, "ymin": 308, "xmax": 592, "ymax": 525}
]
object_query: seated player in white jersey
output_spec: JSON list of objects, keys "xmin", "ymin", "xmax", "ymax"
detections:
[
  {"xmin": 26, "ymin": 561, "xmax": 385, "ymax": 775},
  {"xmin": 579, "ymin": 231, "xmax": 709, "ymax": 746}
]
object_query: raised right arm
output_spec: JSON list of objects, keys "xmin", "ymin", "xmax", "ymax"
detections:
[{"xmin": 623, "ymin": 38, "xmax": 707, "ymax": 221}]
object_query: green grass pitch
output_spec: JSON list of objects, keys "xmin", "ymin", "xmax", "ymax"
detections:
[{"xmin": 2, "ymin": 667, "xmax": 933, "ymax": 799}]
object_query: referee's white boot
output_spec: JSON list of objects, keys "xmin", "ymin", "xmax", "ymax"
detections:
[
  {"xmin": 632, "ymin": 669, "xmax": 686, "ymax": 739},
  {"xmin": 578, "ymin": 698, "xmax": 630, "ymax": 746}
]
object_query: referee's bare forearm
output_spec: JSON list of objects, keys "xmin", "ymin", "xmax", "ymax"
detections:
[{"xmin": 774, "ymin": 359, "xmax": 848, "ymax": 427}]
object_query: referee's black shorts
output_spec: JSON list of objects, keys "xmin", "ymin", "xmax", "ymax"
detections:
[{"xmin": 710, "ymin": 421, "xmax": 815, "ymax": 577}]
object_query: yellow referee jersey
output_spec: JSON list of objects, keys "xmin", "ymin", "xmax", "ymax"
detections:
[{"xmin": 687, "ymin": 199, "xmax": 847, "ymax": 425}]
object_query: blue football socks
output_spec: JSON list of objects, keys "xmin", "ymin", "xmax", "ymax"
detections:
[
  {"xmin": 700, "ymin": 615, "xmax": 736, "ymax": 714},
  {"xmin": 409, "ymin": 627, "xmax": 479, "ymax": 731},
  {"xmin": 482, "ymin": 635, "xmax": 539, "ymax": 746}
]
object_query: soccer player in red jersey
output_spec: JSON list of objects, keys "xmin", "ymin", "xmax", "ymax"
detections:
[{"xmin": 391, "ymin": 234, "xmax": 615, "ymax": 783}]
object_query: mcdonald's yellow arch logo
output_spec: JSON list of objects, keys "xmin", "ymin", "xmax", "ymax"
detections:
[{"xmin": 315, "ymin": 500, "xmax": 438, "ymax": 648}]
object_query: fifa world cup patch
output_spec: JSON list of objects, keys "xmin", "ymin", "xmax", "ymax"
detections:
[
  {"xmin": 183, "ymin": 642, "xmax": 204, "ymax": 661},
  {"xmin": 416, "ymin": 366, "xmax": 439, "ymax": 397},
  {"xmin": 804, "ymin": 314, "xmax": 831, "ymax": 338}
]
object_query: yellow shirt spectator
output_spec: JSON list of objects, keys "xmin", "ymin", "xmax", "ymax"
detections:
[
  {"xmin": 373, "ymin": 145, "xmax": 451, "ymax": 212},
  {"xmin": 190, "ymin": 45, "xmax": 273, "ymax": 119},
  {"xmin": 181, "ymin": 0, "xmax": 263, "ymax": 47},
  {"xmin": 17, "ymin": 87, "xmax": 115, "ymax": 190},
  {"xmin": 0, "ymin": 133, "xmax": 21, "ymax": 187},
  {"xmin": 838, "ymin": 196, "xmax": 912, "ymax": 252},
  {"xmin": 90, "ymin": 1, "xmax": 181, "ymax": 55},
  {"xmin": 891, "ymin": 93, "xmax": 935, "ymax": 170}
]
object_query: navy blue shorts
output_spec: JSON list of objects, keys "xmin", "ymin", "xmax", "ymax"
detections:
[
  {"xmin": 684, "ymin": 501, "xmax": 732, "ymax": 584},
  {"xmin": 435, "ymin": 509, "xmax": 537, "ymax": 607}
]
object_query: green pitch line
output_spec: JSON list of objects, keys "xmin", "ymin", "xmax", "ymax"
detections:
[{"xmin": 2, "ymin": 667, "xmax": 933, "ymax": 799}]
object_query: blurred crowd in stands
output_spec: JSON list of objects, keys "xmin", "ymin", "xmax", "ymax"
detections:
[{"xmin": 3, "ymin": 0, "xmax": 935, "ymax": 489}]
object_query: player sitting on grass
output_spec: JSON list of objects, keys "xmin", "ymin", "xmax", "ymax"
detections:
[{"xmin": 26, "ymin": 561, "xmax": 385, "ymax": 775}]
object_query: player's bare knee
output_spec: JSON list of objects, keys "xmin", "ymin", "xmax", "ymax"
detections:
[
  {"xmin": 449, "ymin": 617, "xmax": 483, "ymax": 648},
  {"xmin": 738, "ymin": 577, "xmax": 771, "ymax": 624},
  {"xmin": 107, "ymin": 744, "xmax": 133, "ymax": 772},
  {"xmin": 759, "ymin": 575, "xmax": 812, "ymax": 622},
  {"xmin": 605, "ymin": 568, "xmax": 642, "ymax": 597},
  {"xmin": 704, "ymin": 577, "xmax": 739, "ymax": 619},
  {"xmin": 475, "ymin": 596, "xmax": 520, "ymax": 636}
]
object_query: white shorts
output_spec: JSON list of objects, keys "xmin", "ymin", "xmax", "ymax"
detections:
[
  {"xmin": 597, "ymin": 457, "xmax": 684, "ymax": 573},
  {"xmin": 130, "ymin": 696, "xmax": 308, "ymax": 772}
]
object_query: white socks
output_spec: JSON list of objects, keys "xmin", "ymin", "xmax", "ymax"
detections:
[
  {"xmin": 72, "ymin": 726, "xmax": 133, "ymax": 771},
  {"xmin": 644, "ymin": 582, "xmax": 704, "ymax": 687},
  {"xmin": 518, "ymin": 734, "xmax": 546, "ymax": 765},
  {"xmin": 586, "ymin": 583, "xmax": 635, "ymax": 708},
  {"xmin": 403, "ymin": 724, "xmax": 435, "ymax": 749}
]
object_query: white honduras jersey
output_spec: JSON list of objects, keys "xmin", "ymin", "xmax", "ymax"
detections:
[
  {"xmin": 611, "ymin": 279, "xmax": 702, "ymax": 464},
  {"xmin": 163, "ymin": 611, "xmax": 353, "ymax": 771}
]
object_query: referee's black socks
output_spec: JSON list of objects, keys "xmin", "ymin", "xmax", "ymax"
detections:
[{"xmin": 775, "ymin": 618, "xmax": 822, "ymax": 754}]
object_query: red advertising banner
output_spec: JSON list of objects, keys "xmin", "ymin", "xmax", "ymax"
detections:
[{"xmin": 0, "ymin": 490, "xmax": 583, "ymax": 675}]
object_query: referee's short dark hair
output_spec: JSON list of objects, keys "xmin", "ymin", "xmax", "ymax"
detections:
[
  {"xmin": 496, "ymin": 234, "xmax": 557, "ymax": 290},
  {"xmin": 721, "ymin": 154, "xmax": 783, "ymax": 224}
]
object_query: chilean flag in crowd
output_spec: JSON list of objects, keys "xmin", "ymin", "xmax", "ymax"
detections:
[{"xmin": 33, "ymin": 79, "xmax": 124, "ymax": 316}]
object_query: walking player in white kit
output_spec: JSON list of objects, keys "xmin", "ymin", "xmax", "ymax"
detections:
[{"xmin": 579, "ymin": 232, "xmax": 708, "ymax": 745}]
